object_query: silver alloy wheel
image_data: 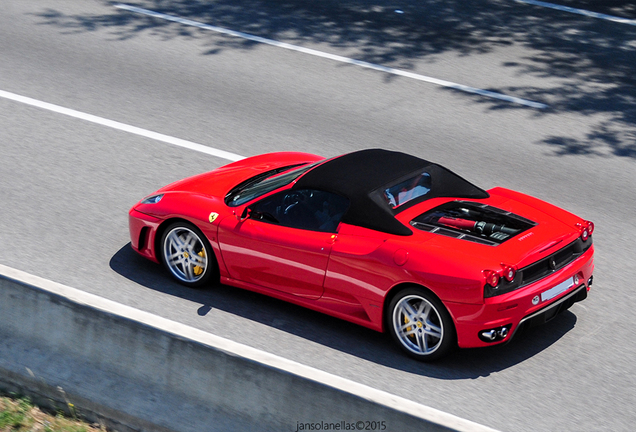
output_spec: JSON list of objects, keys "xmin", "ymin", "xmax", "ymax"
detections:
[
  {"xmin": 392, "ymin": 294, "xmax": 444, "ymax": 355},
  {"xmin": 163, "ymin": 226, "xmax": 208, "ymax": 283}
]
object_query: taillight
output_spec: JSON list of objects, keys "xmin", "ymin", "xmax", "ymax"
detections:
[
  {"xmin": 577, "ymin": 220, "xmax": 594, "ymax": 241},
  {"xmin": 484, "ymin": 270, "xmax": 500, "ymax": 287},
  {"xmin": 484, "ymin": 264, "xmax": 517, "ymax": 297},
  {"xmin": 503, "ymin": 265, "xmax": 516, "ymax": 282}
]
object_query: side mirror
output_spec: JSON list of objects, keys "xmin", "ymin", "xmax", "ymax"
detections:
[{"xmin": 239, "ymin": 207, "xmax": 251, "ymax": 221}]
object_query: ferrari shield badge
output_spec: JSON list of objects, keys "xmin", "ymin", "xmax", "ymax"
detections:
[{"xmin": 209, "ymin": 212, "xmax": 219, "ymax": 223}]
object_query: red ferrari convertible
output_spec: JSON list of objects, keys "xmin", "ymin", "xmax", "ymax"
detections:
[{"xmin": 129, "ymin": 149, "xmax": 594, "ymax": 360}]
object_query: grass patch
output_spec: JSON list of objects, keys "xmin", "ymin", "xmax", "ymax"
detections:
[{"xmin": 0, "ymin": 395, "xmax": 106, "ymax": 432}]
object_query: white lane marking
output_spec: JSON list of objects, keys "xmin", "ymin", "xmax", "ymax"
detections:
[
  {"xmin": 515, "ymin": 0, "xmax": 636, "ymax": 26},
  {"xmin": 0, "ymin": 263, "xmax": 502, "ymax": 432},
  {"xmin": 0, "ymin": 89, "xmax": 245, "ymax": 162},
  {"xmin": 115, "ymin": 3, "xmax": 548, "ymax": 109}
]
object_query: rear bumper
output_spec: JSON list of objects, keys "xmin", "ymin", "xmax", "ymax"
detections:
[
  {"xmin": 510, "ymin": 283, "xmax": 587, "ymax": 340},
  {"xmin": 448, "ymin": 244, "xmax": 594, "ymax": 348}
]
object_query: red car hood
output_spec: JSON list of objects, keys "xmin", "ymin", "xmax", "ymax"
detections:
[{"xmin": 156, "ymin": 152, "xmax": 324, "ymax": 197}]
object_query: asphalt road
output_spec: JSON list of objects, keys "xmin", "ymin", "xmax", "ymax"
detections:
[{"xmin": 1, "ymin": 1, "xmax": 635, "ymax": 431}]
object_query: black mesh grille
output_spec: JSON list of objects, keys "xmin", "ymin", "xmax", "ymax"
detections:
[
  {"xmin": 410, "ymin": 221, "xmax": 499, "ymax": 245},
  {"xmin": 520, "ymin": 237, "xmax": 592, "ymax": 287}
]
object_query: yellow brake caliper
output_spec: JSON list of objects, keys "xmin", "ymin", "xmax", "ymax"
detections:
[
  {"xmin": 405, "ymin": 310, "xmax": 424, "ymax": 342},
  {"xmin": 404, "ymin": 315, "xmax": 413, "ymax": 341},
  {"xmin": 193, "ymin": 249, "xmax": 206, "ymax": 276}
]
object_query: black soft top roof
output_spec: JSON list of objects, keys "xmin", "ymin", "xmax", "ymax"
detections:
[{"xmin": 292, "ymin": 149, "xmax": 489, "ymax": 235}]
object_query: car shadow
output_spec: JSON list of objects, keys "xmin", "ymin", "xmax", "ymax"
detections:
[{"xmin": 110, "ymin": 243, "xmax": 579, "ymax": 378}]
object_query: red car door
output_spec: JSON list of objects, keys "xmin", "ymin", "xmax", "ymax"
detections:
[
  {"xmin": 217, "ymin": 188, "xmax": 349, "ymax": 299},
  {"xmin": 217, "ymin": 218, "xmax": 335, "ymax": 299}
]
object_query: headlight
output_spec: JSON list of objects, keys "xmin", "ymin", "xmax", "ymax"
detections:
[{"xmin": 141, "ymin": 194, "xmax": 163, "ymax": 204}]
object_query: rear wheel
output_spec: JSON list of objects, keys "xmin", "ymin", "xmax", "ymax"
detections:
[
  {"xmin": 160, "ymin": 222, "xmax": 217, "ymax": 288},
  {"xmin": 388, "ymin": 287, "xmax": 456, "ymax": 361}
]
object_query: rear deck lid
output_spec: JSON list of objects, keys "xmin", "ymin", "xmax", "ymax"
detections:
[{"xmin": 410, "ymin": 200, "xmax": 582, "ymax": 267}]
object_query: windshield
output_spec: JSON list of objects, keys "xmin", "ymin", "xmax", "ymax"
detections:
[
  {"xmin": 225, "ymin": 162, "xmax": 321, "ymax": 207},
  {"xmin": 383, "ymin": 172, "xmax": 431, "ymax": 209}
]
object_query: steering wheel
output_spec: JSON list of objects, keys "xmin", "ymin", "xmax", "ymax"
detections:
[{"xmin": 283, "ymin": 192, "xmax": 300, "ymax": 207}]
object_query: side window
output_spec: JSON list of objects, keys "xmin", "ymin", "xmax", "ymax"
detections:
[{"xmin": 250, "ymin": 189, "xmax": 349, "ymax": 232}]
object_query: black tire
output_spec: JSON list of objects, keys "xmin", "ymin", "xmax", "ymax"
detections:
[
  {"xmin": 387, "ymin": 287, "xmax": 456, "ymax": 361},
  {"xmin": 159, "ymin": 221, "xmax": 217, "ymax": 288}
]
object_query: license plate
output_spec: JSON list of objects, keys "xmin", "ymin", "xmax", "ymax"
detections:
[{"xmin": 541, "ymin": 278, "xmax": 573, "ymax": 302}]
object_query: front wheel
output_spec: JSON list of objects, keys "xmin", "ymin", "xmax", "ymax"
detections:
[
  {"xmin": 387, "ymin": 288, "xmax": 456, "ymax": 361},
  {"xmin": 160, "ymin": 222, "xmax": 217, "ymax": 288}
]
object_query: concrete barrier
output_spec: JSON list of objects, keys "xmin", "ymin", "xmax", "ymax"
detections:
[{"xmin": 0, "ymin": 264, "xmax": 499, "ymax": 432}]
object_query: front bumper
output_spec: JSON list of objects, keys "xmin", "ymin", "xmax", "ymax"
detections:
[
  {"xmin": 128, "ymin": 208, "xmax": 162, "ymax": 263},
  {"xmin": 447, "ymin": 245, "xmax": 594, "ymax": 349}
]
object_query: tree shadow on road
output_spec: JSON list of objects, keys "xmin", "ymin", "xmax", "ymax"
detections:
[
  {"xmin": 31, "ymin": 0, "xmax": 636, "ymax": 158},
  {"xmin": 110, "ymin": 243, "xmax": 579, "ymax": 378}
]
